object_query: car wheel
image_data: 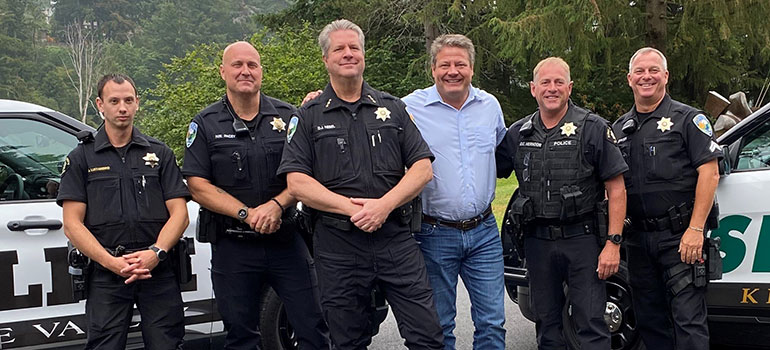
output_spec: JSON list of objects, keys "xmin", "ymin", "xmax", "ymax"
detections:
[
  {"xmin": 260, "ymin": 287, "xmax": 297, "ymax": 350},
  {"xmin": 562, "ymin": 261, "xmax": 644, "ymax": 350}
]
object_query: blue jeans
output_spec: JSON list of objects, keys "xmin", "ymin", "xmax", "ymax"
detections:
[{"xmin": 414, "ymin": 215, "xmax": 506, "ymax": 350}]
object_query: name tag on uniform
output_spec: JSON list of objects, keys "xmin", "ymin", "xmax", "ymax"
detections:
[
  {"xmin": 214, "ymin": 134, "xmax": 236, "ymax": 139},
  {"xmin": 316, "ymin": 124, "xmax": 337, "ymax": 131},
  {"xmin": 552, "ymin": 140, "xmax": 575, "ymax": 147},
  {"xmin": 519, "ymin": 141, "xmax": 543, "ymax": 148}
]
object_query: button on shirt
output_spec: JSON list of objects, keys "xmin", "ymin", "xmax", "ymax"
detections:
[{"xmin": 403, "ymin": 85, "xmax": 506, "ymax": 221}]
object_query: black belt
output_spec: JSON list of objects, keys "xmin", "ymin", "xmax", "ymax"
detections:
[
  {"xmin": 527, "ymin": 220, "xmax": 594, "ymax": 240},
  {"xmin": 422, "ymin": 206, "xmax": 492, "ymax": 231},
  {"xmin": 632, "ymin": 207, "xmax": 692, "ymax": 233},
  {"xmin": 105, "ymin": 245, "xmax": 146, "ymax": 257}
]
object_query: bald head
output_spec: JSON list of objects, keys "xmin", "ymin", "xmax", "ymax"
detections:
[{"xmin": 220, "ymin": 41, "xmax": 263, "ymax": 96}]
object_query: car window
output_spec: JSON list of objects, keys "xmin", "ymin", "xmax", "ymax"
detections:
[
  {"xmin": 0, "ymin": 117, "xmax": 78, "ymax": 201},
  {"xmin": 735, "ymin": 119, "xmax": 770, "ymax": 170}
]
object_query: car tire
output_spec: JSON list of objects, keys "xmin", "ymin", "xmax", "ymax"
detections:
[
  {"xmin": 562, "ymin": 261, "xmax": 644, "ymax": 350},
  {"xmin": 260, "ymin": 287, "xmax": 297, "ymax": 350}
]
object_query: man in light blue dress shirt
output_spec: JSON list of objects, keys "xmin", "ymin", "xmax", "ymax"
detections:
[{"xmin": 402, "ymin": 34, "xmax": 507, "ymax": 350}]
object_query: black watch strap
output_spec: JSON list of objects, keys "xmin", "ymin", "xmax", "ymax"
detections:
[
  {"xmin": 149, "ymin": 244, "xmax": 168, "ymax": 261},
  {"xmin": 607, "ymin": 234, "xmax": 624, "ymax": 245}
]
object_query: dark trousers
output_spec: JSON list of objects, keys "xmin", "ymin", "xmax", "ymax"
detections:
[
  {"xmin": 85, "ymin": 261, "xmax": 184, "ymax": 350},
  {"xmin": 524, "ymin": 233, "xmax": 609, "ymax": 350},
  {"xmin": 314, "ymin": 218, "xmax": 444, "ymax": 350},
  {"xmin": 626, "ymin": 228, "xmax": 709, "ymax": 350},
  {"xmin": 211, "ymin": 231, "xmax": 329, "ymax": 350}
]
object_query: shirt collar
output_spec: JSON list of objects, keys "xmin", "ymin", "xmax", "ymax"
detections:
[
  {"xmin": 320, "ymin": 81, "xmax": 381, "ymax": 112},
  {"xmin": 94, "ymin": 126, "xmax": 151, "ymax": 152},
  {"xmin": 217, "ymin": 92, "xmax": 279, "ymax": 122},
  {"xmin": 424, "ymin": 84, "xmax": 477, "ymax": 109},
  {"xmin": 633, "ymin": 94, "xmax": 673, "ymax": 120}
]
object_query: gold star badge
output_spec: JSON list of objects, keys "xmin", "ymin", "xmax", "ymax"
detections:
[
  {"xmin": 375, "ymin": 107, "xmax": 391, "ymax": 122},
  {"xmin": 657, "ymin": 117, "xmax": 673, "ymax": 132},
  {"xmin": 560, "ymin": 122, "xmax": 577, "ymax": 137},
  {"xmin": 270, "ymin": 117, "xmax": 286, "ymax": 132},
  {"xmin": 142, "ymin": 153, "xmax": 160, "ymax": 168}
]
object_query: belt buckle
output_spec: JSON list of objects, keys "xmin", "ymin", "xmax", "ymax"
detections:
[
  {"xmin": 549, "ymin": 226, "xmax": 562, "ymax": 240},
  {"xmin": 459, "ymin": 217, "xmax": 478, "ymax": 231}
]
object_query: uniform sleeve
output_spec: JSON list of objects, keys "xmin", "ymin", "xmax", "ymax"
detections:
[
  {"xmin": 397, "ymin": 102, "xmax": 434, "ymax": 167},
  {"xmin": 276, "ymin": 110, "xmax": 314, "ymax": 176},
  {"xmin": 159, "ymin": 145, "xmax": 191, "ymax": 201},
  {"xmin": 181, "ymin": 116, "xmax": 212, "ymax": 179},
  {"xmin": 586, "ymin": 117, "xmax": 628, "ymax": 181},
  {"xmin": 684, "ymin": 112, "xmax": 722, "ymax": 167},
  {"xmin": 495, "ymin": 124, "xmax": 519, "ymax": 179},
  {"xmin": 56, "ymin": 147, "xmax": 88, "ymax": 206}
]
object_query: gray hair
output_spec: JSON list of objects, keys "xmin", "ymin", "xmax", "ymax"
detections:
[
  {"xmin": 628, "ymin": 47, "xmax": 668, "ymax": 72},
  {"xmin": 318, "ymin": 19, "xmax": 365, "ymax": 56},
  {"xmin": 430, "ymin": 34, "xmax": 475, "ymax": 66},
  {"xmin": 533, "ymin": 57, "xmax": 571, "ymax": 82}
]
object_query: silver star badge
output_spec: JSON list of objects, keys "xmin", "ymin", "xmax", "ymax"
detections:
[
  {"xmin": 375, "ymin": 107, "xmax": 391, "ymax": 122},
  {"xmin": 143, "ymin": 153, "xmax": 160, "ymax": 168},
  {"xmin": 270, "ymin": 117, "xmax": 286, "ymax": 132},
  {"xmin": 560, "ymin": 122, "xmax": 577, "ymax": 137},
  {"xmin": 657, "ymin": 117, "xmax": 673, "ymax": 132}
]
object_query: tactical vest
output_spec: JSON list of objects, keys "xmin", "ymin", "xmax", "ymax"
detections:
[{"xmin": 514, "ymin": 107, "xmax": 601, "ymax": 221}]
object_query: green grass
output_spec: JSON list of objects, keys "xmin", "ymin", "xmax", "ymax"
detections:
[{"xmin": 493, "ymin": 176, "xmax": 518, "ymax": 230}]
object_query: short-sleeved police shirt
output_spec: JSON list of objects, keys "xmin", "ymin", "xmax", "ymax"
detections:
[
  {"xmin": 497, "ymin": 102, "xmax": 628, "ymax": 182},
  {"xmin": 57, "ymin": 127, "xmax": 190, "ymax": 249},
  {"xmin": 182, "ymin": 93, "xmax": 296, "ymax": 207},
  {"xmin": 277, "ymin": 82, "xmax": 433, "ymax": 199},
  {"xmin": 612, "ymin": 94, "xmax": 722, "ymax": 218}
]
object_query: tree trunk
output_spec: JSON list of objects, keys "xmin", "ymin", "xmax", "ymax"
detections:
[{"xmin": 646, "ymin": 0, "xmax": 667, "ymax": 53}]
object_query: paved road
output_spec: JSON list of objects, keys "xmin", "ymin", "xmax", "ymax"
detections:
[{"xmin": 369, "ymin": 280, "xmax": 538, "ymax": 349}]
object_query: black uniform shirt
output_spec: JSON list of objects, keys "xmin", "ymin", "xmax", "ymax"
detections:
[
  {"xmin": 497, "ymin": 102, "xmax": 628, "ymax": 182},
  {"xmin": 277, "ymin": 82, "xmax": 434, "ymax": 199},
  {"xmin": 57, "ymin": 127, "xmax": 190, "ymax": 249},
  {"xmin": 612, "ymin": 94, "xmax": 722, "ymax": 218},
  {"xmin": 182, "ymin": 93, "xmax": 296, "ymax": 207}
]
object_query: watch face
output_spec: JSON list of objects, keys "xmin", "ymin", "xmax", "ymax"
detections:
[
  {"xmin": 157, "ymin": 250, "xmax": 168, "ymax": 261},
  {"xmin": 609, "ymin": 234, "xmax": 623, "ymax": 244},
  {"xmin": 238, "ymin": 208, "xmax": 248, "ymax": 220}
]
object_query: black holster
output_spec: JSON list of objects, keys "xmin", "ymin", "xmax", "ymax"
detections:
[
  {"xmin": 67, "ymin": 241, "xmax": 91, "ymax": 301},
  {"xmin": 509, "ymin": 190, "xmax": 533, "ymax": 259},
  {"xmin": 170, "ymin": 237, "xmax": 195, "ymax": 285},
  {"xmin": 595, "ymin": 200, "xmax": 609, "ymax": 246},
  {"xmin": 196, "ymin": 207, "xmax": 218, "ymax": 244},
  {"xmin": 396, "ymin": 196, "xmax": 422, "ymax": 233},
  {"xmin": 707, "ymin": 236, "xmax": 723, "ymax": 281}
]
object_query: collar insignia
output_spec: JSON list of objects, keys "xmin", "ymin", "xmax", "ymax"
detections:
[
  {"xmin": 270, "ymin": 117, "xmax": 286, "ymax": 132},
  {"xmin": 657, "ymin": 117, "xmax": 674, "ymax": 132},
  {"xmin": 143, "ymin": 153, "xmax": 160, "ymax": 168},
  {"xmin": 560, "ymin": 122, "xmax": 577, "ymax": 137},
  {"xmin": 367, "ymin": 94, "xmax": 377, "ymax": 104},
  {"xmin": 375, "ymin": 107, "xmax": 391, "ymax": 122}
]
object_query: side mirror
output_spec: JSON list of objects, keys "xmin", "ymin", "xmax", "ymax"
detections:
[{"xmin": 718, "ymin": 145, "xmax": 731, "ymax": 176}]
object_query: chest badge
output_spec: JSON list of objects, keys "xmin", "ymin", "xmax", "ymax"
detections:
[
  {"xmin": 270, "ymin": 117, "xmax": 286, "ymax": 132},
  {"xmin": 375, "ymin": 107, "xmax": 391, "ymax": 122},
  {"xmin": 657, "ymin": 117, "xmax": 674, "ymax": 132},
  {"xmin": 142, "ymin": 153, "xmax": 160, "ymax": 168},
  {"xmin": 560, "ymin": 122, "xmax": 577, "ymax": 137}
]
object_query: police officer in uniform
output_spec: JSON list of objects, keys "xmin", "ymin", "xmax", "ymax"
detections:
[
  {"xmin": 58, "ymin": 73, "xmax": 190, "ymax": 349},
  {"xmin": 278, "ymin": 19, "xmax": 444, "ymax": 349},
  {"xmin": 613, "ymin": 47, "xmax": 721, "ymax": 350},
  {"xmin": 183, "ymin": 41, "xmax": 329, "ymax": 349},
  {"xmin": 496, "ymin": 57, "xmax": 627, "ymax": 349}
]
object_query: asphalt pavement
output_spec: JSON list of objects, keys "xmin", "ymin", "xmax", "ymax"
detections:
[{"xmin": 369, "ymin": 280, "xmax": 538, "ymax": 349}]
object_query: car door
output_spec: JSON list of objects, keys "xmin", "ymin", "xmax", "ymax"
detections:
[{"xmin": 0, "ymin": 113, "xmax": 89, "ymax": 349}]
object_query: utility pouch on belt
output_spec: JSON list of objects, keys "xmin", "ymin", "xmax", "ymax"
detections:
[
  {"xmin": 409, "ymin": 196, "xmax": 423, "ymax": 233},
  {"xmin": 196, "ymin": 207, "xmax": 218, "ymax": 244},
  {"xmin": 693, "ymin": 259, "xmax": 708, "ymax": 288},
  {"xmin": 509, "ymin": 190, "xmax": 532, "ymax": 259},
  {"xmin": 595, "ymin": 200, "xmax": 609, "ymax": 245},
  {"xmin": 170, "ymin": 237, "xmax": 194, "ymax": 285},
  {"xmin": 67, "ymin": 241, "xmax": 90, "ymax": 301},
  {"xmin": 707, "ymin": 236, "xmax": 723, "ymax": 281},
  {"xmin": 559, "ymin": 185, "xmax": 583, "ymax": 221}
]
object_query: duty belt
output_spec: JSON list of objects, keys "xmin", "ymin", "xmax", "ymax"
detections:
[
  {"xmin": 105, "ymin": 245, "xmax": 146, "ymax": 257},
  {"xmin": 527, "ymin": 220, "xmax": 594, "ymax": 240},
  {"xmin": 422, "ymin": 206, "xmax": 492, "ymax": 231},
  {"xmin": 631, "ymin": 203, "xmax": 693, "ymax": 233}
]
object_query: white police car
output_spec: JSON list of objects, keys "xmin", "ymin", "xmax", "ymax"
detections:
[
  {"xmin": 502, "ymin": 101, "xmax": 770, "ymax": 349},
  {"xmin": 0, "ymin": 99, "xmax": 303, "ymax": 349}
]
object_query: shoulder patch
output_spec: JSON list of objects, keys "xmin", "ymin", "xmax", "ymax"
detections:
[
  {"xmin": 186, "ymin": 122, "xmax": 198, "ymax": 148},
  {"xmin": 287, "ymin": 115, "xmax": 299, "ymax": 143},
  {"xmin": 61, "ymin": 156, "xmax": 70, "ymax": 175},
  {"xmin": 692, "ymin": 114, "xmax": 713, "ymax": 137}
]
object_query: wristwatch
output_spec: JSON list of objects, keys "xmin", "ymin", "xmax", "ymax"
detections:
[
  {"xmin": 607, "ymin": 234, "xmax": 624, "ymax": 245},
  {"xmin": 237, "ymin": 207, "xmax": 249, "ymax": 222},
  {"xmin": 149, "ymin": 244, "xmax": 168, "ymax": 262}
]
